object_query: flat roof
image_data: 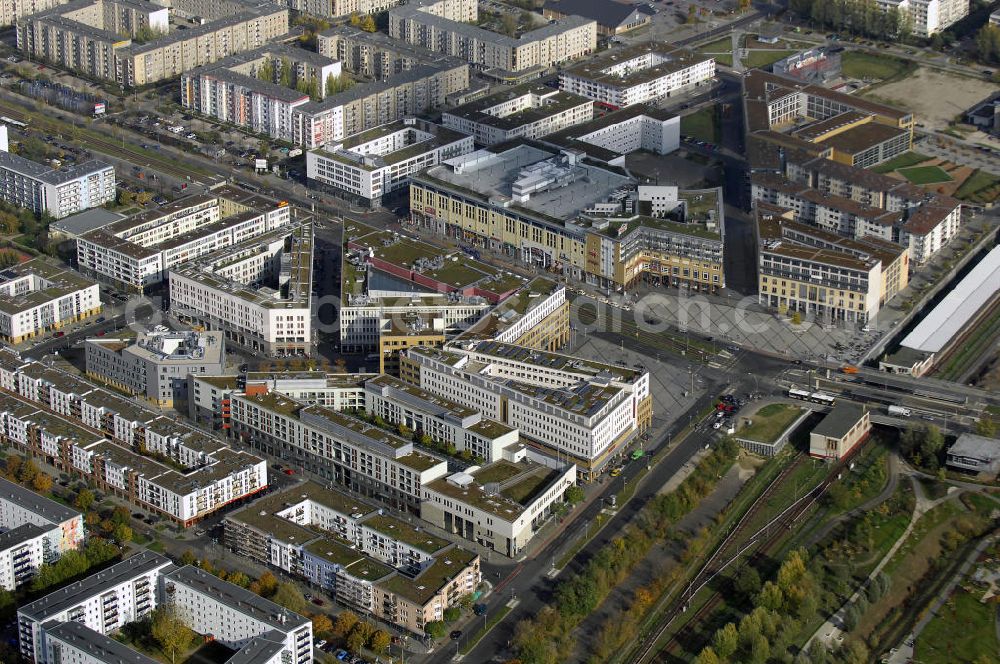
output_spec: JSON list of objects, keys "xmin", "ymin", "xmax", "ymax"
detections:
[
  {"xmin": 380, "ymin": 546, "xmax": 477, "ymax": 605},
  {"xmin": 543, "ymin": 0, "xmax": 646, "ymax": 26},
  {"xmin": 818, "ymin": 122, "xmax": 910, "ymax": 155},
  {"xmin": 949, "ymin": 433, "xmax": 1000, "ymax": 462},
  {"xmin": 19, "ymin": 551, "xmax": 173, "ymax": 622},
  {"xmin": 44, "ymin": 621, "xmax": 159, "ymax": 664},
  {"xmin": 0, "ymin": 476, "xmax": 80, "ymax": 525},
  {"xmin": 901, "ymin": 244, "xmax": 1000, "ymax": 353},
  {"xmin": 417, "ymin": 143, "xmax": 633, "ymax": 227},
  {"xmin": 166, "ymin": 565, "xmax": 310, "ymax": 632},
  {"xmin": 425, "ymin": 459, "xmax": 565, "ymax": 520},
  {"xmin": 811, "ymin": 403, "xmax": 866, "ymax": 439},
  {"xmin": 49, "ymin": 208, "xmax": 124, "ymax": 236},
  {"xmin": 444, "ymin": 84, "xmax": 592, "ymax": 132},
  {"xmin": 562, "ymin": 42, "xmax": 712, "ymax": 89}
]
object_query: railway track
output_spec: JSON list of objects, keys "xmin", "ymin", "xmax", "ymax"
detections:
[
  {"xmin": 0, "ymin": 99, "xmax": 210, "ymax": 182},
  {"xmin": 630, "ymin": 450, "xmax": 859, "ymax": 664}
]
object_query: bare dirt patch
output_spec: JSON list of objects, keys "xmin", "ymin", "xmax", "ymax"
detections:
[{"xmin": 862, "ymin": 68, "xmax": 995, "ymax": 131}]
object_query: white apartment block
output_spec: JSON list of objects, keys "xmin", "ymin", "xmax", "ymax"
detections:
[
  {"xmin": 365, "ymin": 374, "xmax": 518, "ymax": 462},
  {"xmin": 77, "ymin": 187, "xmax": 291, "ymax": 291},
  {"xmin": 85, "ymin": 330, "xmax": 225, "ymax": 407},
  {"xmin": 0, "ymin": 478, "xmax": 84, "ymax": 591},
  {"xmin": 340, "ymin": 296, "xmax": 489, "ymax": 352},
  {"xmin": 559, "ymin": 43, "xmax": 715, "ymax": 108},
  {"xmin": 0, "ymin": 357, "xmax": 268, "ymax": 526},
  {"xmin": 388, "ymin": 0, "xmax": 596, "ymax": 79},
  {"xmin": 181, "ymin": 45, "xmax": 342, "ymax": 143},
  {"xmin": 402, "ymin": 340, "xmax": 652, "ymax": 476},
  {"xmin": 306, "ymin": 119, "xmax": 475, "ymax": 206},
  {"xmin": 164, "ymin": 565, "xmax": 313, "ymax": 664},
  {"xmin": 168, "ymin": 223, "xmax": 313, "ymax": 357},
  {"xmin": 552, "ymin": 108, "xmax": 681, "ymax": 162},
  {"xmin": 0, "ymin": 257, "xmax": 101, "ymax": 343},
  {"xmin": 442, "ymin": 84, "xmax": 594, "ymax": 145},
  {"xmin": 18, "ymin": 551, "xmax": 174, "ymax": 663},
  {"xmin": 877, "ymin": 0, "xmax": 969, "ymax": 36},
  {"xmin": 290, "ymin": 0, "xmax": 400, "ymax": 18},
  {"xmin": 43, "ymin": 621, "xmax": 160, "ymax": 664},
  {"xmin": 421, "ymin": 456, "xmax": 577, "ymax": 557},
  {"xmin": 228, "ymin": 389, "xmax": 449, "ymax": 513},
  {"xmin": 0, "ymin": 151, "xmax": 114, "ymax": 219}
]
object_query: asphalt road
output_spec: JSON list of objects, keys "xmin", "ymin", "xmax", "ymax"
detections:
[
  {"xmin": 21, "ymin": 301, "xmax": 156, "ymax": 361},
  {"xmin": 448, "ymin": 325, "xmax": 793, "ymax": 663}
]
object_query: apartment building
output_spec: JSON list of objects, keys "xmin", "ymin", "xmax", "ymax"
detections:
[
  {"xmin": 401, "ymin": 340, "xmax": 652, "ymax": 479},
  {"xmin": 0, "ymin": 357, "xmax": 267, "ymax": 525},
  {"xmin": 77, "ymin": 186, "xmax": 291, "ymax": 292},
  {"xmin": 318, "ymin": 24, "xmax": 458, "ymax": 80},
  {"xmin": 0, "ymin": 151, "xmax": 113, "ymax": 219},
  {"xmin": 289, "ymin": 0, "xmax": 401, "ymax": 18},
  {"xmin": 0, "ymin": 478, "xmax": 84, "ymax": 591},
  {"xmin": 18, "ymin": 551, "xmax": 174, "ymax": 663},
  {"xmin": 442, "ymin": 83, "xmax": 594, "ymax": 145},
  {"xmin": 0, "ymin": 257, "xmax": 101, "ymax": 344},
  {"xmin": 20, "ymin": 552, "xmax": 313, "ymax": 664},
  {"xmin": 582, "ymin": 188, "xmax": 725, "ymax": 292},
  {"xmin": 781, "ymin": 152, "xmax": 964, "ymax": 263},
  {"xmin": 560, "ymin": 42, "xmax": 715, "ymax": 107},
  {"xmin": 180, "ymin": 45, "xmax": 342, "ymax": 142},
  {"xmin": 188, "ymin": 372, "xmax": 375, "ymax": 428},
  {"xmin": 456, "ymin": 276, "xmax": 570, "ymax": 352},
  {"xmin": 756, "ymin": 202, "xmax": 909, "ymax": 324},
  {"xmin": 164, "ymin": 566, "xmax": 312, "ymax": 664},
  {"xmin": 228, "ymin": 388, "xmax": 448, "ymax": 513},
  {"xmin": 364, "ymin": 374, "xmax": 518, "ymax": 462},
  {"xmin": 388, "ymin": 0, "xmax": 596, "ymax": 82},
  {"xmin": 84, "ymin": 329, "xmax": 225, "ymax": 407},
  {"xmin": 421, "ymin": 456, "xmax": 577, "ymax": 556},
  {"xmin": 876, "ymin": 0, "xmax": 969, "ymax": 37},
  {"xmin": 42, "ymin": 621, "xmax": 160, "ymax": 664},
  {"xmin": 17, "ymin": 0, "xmax": 289, "ymax": 87},
  {"xmin": 339, "ymin": 222, "xmax": 525, "ymax": 352},
  {"xmin": 223, "ymin": 482, "xmax": 482, "ymax": 632},
  {"xmin": 306, "ymin": 119, "xmax": 474, "ymax": 207},
  {"xmin": 168, "ymin": 223, "xmax": 313, "ymax": 357},
  {"xmin": 542, "ymin": 105, "xmax": 680, "ymax": 164},
  {"xmin": 291, "ymin": 62, "xmax": 470, "ymax": 148}
]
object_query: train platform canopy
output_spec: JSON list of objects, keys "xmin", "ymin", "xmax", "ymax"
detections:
[{"xmin": 900, "ymin": 245, "xmax": 1000, "ymax": 353}]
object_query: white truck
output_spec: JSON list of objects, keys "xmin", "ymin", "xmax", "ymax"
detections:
[{"xmin": 888, "ymin": 405, "xmax": 911, "ymax": 418}]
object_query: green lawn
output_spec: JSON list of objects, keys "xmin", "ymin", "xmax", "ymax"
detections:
[
  {"xmin": 872, "ymin": 151, "xmax": 931, "ymax": 174},
  {"xmin": 681, "ymin": 107, "xmax": 720, "ymax": 142},
  {"xmin": 714, "ymin": 53, "xmax": 733, "ymax": 67},
  {"xmin": 898, "ymin": 165, "xmax": 954, "ymax": 185},
  {"xmin": 744, "ymin": 50, "xmax": 796, "ymax": 68},
  {"xmin": 915, "ymin": 589, "xmax": 998, "ymax": 664},
  {"xmin": 740, "ymin": 403, "xmax": 803, "ymax": 443},
  {"xmin": 954, "ymin": 168, "xmax": 1000, "ymax": 200},
  {"xmin": 695, "ymin": 36, "xmax": 733, "ymax": 54},
  {"xmin": 841, "ymin": 51, "xmax": 914, "ymax": 81}
]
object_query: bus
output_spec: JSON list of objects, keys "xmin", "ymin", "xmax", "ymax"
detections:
[
  {"xmin": 788, "ymin": 388, "xmax": 811, "ymax": 401},
  {"xmin": 811, "ymin": 392, "xmax": 836, "ymax": 406}
]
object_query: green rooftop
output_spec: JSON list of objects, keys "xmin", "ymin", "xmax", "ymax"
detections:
[
  {"xmin": 381, "ymin": 547, "xmax": 478, "ymax": 605},
  {"xmin": 362, "ymin": 514, "xmax": 449, "ymax": 554}
]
